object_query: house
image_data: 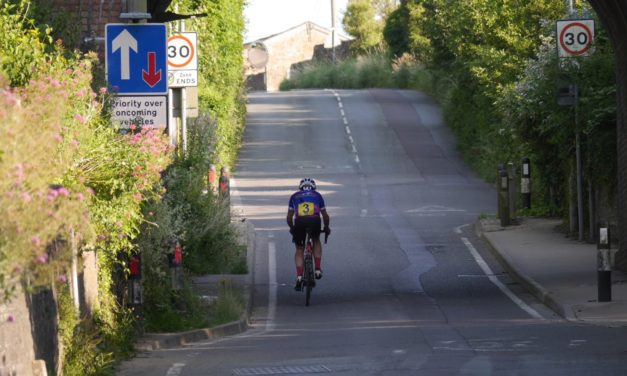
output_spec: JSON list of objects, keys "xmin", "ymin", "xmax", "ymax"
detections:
[{"xmin": 244, "ymin": 21, "xmax": 351, "ymax": 92}]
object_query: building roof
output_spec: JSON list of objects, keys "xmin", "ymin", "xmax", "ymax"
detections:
[{"xmin": 244, "ymin": 21, "xmax": 351, "ymax": 46}]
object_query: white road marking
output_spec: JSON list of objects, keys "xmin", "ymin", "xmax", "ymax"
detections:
[
  {"xmin": 345, "ymin": 125, "xmax": 351, "ymax": 134},
  {"xmin": 351, "ymin": 145, "xmax": 358, "ymax": 154},
  {"xmin": 355, "ymin": 155, "xmax": 360, "ymax": 164},
  {"xmin": 454, "ymin": 223, "xmax": 469, "ymax": 234},
  {"xmin": 340, "ymin": 109, "xmax": 345, "ymax": 117},
  {"xmin": 461, "ymin": 237, "xmax": 544, "ymax": 320},
  {"xmin": 348, "ymin": 135, "xmax": 355, "ymax": 144},
  {"xmin": 569, "ymin": 340, "xmax": 587, "ymax": 347},
  {"xmin": 338, "ymin": 102, "xmax": 343, "ymax": 108},
  {"xmin": 267, "ymin": 241, "xmax": 277, "ymax": 331},
  {"xmin": 166, "ymin": 363, "xmax": 186, "ymax": 376}
]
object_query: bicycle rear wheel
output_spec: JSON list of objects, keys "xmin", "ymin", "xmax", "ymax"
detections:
[{"xmin": 303, "ymin": 238, "xmax": 315, "ymax": 306}]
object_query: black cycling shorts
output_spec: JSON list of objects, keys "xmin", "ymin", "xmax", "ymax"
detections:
[{"xmin": 292, "ymin": 216, "xmax": 321, "ymax": 246}]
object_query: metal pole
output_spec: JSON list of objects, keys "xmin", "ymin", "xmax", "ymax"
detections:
[
  {"xmin": 168, "ymin": 88, "xmax": 177, "ymax": 146},
  {"xmin": 575, "ymin": 85, "xmax": 584, "ymax": 241},
  {"xmin": 181, "ymin": 18, "xmax": 188, "ymax": 154},
  {"xmin": 182, "ymin": 88, "xmax": 187, "ymax": 153},
  {"xmin": 331, "ymin": 0, "xmax": 336, "ymax": 63},
  {"xmin": 70, "ymin": 228, "xmax": 80, "ymax": 311}
]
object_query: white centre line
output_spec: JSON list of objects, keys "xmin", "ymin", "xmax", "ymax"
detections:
[
  {"xmin": 340, "ymin": 109, "xmax": 345, "ymax": 117},
  {"xmin": 338, "ymin": 102, "xmax": 343, "ymax": 108},
  {"xmin": 461, "ymin": 237, "xmax": 544, "ymax": 320},
  {"xmin": 343, "ymin": 117, "xmax": 348, "ymax": 125},
  {"xmin": 267, "ymin": 241, "xmax": 277, "ymax": 331}
]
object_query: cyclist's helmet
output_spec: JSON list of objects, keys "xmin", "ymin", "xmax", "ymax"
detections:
[{"xmin": 299, "ymin": 178, "xmax": 316, "ymax": 191}]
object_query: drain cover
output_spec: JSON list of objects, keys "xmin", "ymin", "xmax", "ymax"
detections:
[{"xmin": 232, "ymin": 365, "xmax": 331, "ymax": 375}]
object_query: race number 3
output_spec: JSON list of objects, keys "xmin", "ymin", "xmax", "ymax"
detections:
[
  {"xmin": 298, "ymin": 202, "xmax": 314, "ymax": 217},
  {"xmin": 557, "ymin": 19, "xmax": 594, "ymax": 58}
]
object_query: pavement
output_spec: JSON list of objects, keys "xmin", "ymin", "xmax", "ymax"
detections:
[{"xmin": 477, "ymin": 217, "xmax": 627, "ymax": 327}]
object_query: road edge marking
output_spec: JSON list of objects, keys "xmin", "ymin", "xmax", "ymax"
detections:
[{"xmin": 462, "ymin": 237, "xmax": 544, "ymax": 320}]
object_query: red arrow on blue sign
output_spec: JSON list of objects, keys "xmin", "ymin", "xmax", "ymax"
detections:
[{"xmin": 143, "ymin": 52, "xmax": 162, "ymax": 87}]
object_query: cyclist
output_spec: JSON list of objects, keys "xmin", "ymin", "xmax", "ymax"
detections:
[{"xmin": 287, "ymin": 178, "xmax": 331, "ymax": 291}]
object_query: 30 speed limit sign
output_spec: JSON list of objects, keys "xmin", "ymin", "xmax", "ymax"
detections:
[
  {"xmin": 557, "ymin": 19, "xmax": 594, "ymax": 58},
  {"xmin": 167, "ymin": 32, "xmax": 198, "ymax": 87}
]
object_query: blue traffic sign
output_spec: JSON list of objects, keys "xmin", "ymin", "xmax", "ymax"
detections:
[{"xmin": 106, "ymin": 24, "xmax": 168, "ymax": 95}]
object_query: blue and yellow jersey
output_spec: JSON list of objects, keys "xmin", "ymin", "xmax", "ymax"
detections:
[{"xmin": 288, "ymin": 190, "xmax": 326, "ymax": 218}]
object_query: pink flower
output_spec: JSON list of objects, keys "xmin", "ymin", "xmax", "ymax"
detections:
[
  {"xmin": 99, "ymin": 87, "xmax": 108, "ymax": 95},
  {"xmin": 130, "ymin": 124, "xmax": 137, "ymax": 131},
  {"xmin": 21, "ymin": 192, "xmax": 32, "ymax": 203},
  {"xmin": 35, "ymin": 253, "xmax": 49, "ymax": 264},
  {"xmin": 50, "ymin": 79, "xmax": 61, "ymax": 88},
  {"xmin": 76, "ymin": 89, "xmax": 86, "ymax": 98},
  {"xmin": 56, "ymin": 275, "xmax": 68, "ymax": 283},
  {"xmin": 53, "ymin": 133, "xmax": 63, "ymax": 142},
  {"xmin": 70, "ymin": 139, "xmax": 80, "ymax": 147},
  {"xmin": 148, "ymin": 211, "xmax": 154, "ymax": 216},
  {"xmin": 57, "ymin": 187, "xmax": 70, "ymax": 197},
  {"xmin": 47, "ymin": 189, "xmax": 59, "ymax": 202},
  {"xmin": 86, "ymin": 187, "xmax": 95, "ymax": 195},
  {"xmin": 7, "ymin": 314, "xmax": 14, "ymax": 323},
  {"xmin": 75, "ymin": 192, "xmax": 85, "ymax": 202},
  {"xmin": 98, "ymin": 234, "xmax": 107, "ymax": 241},
  {"xmin": 12, "ymin": 265, "xmax": 23, "ymax": 275},
  {"xmin": 31, "ymin": 236, "xmax": 41, "ymax": 247},
  {"xmin": 133, "ymin": 193, "xmax": 143, "ymax": 201},
  {"xmin": 74, "ymin": 114, "xmax": 86, "ymax": 124}
]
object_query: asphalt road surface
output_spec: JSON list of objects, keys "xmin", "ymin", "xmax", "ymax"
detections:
[{"xmin": 118, "ymin": 89, "xmax": 627, "ymax": 376}]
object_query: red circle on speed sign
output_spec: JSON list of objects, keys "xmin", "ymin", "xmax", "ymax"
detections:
[
  {"xmin": 168, "ymin": 34, "xmax": 195, "ymax": 68},
  {"xmin": 559, "ymin": 22, "xmax": 593, "ymax": 56}
]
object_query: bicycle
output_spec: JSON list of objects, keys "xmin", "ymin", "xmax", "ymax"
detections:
[{"xmin": 301, "ymin": 229, "xmax": 328, "ymax": 307}]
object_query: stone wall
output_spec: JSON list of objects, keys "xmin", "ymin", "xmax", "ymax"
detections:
[
  {"xmin": 244, "ymin": 24, "xmax": 353, "ymax": 92},
  {"xmin": 263, "ymin": 24, "xmax": 332, "ymax": 91}
]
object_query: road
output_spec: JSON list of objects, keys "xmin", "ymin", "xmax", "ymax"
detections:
[{"xmin": 118, "ymin": 89, "xmax": 627, "ymax": 375}]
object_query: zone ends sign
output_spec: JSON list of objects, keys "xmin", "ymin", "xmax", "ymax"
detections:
[{"xmin": 557, "ymin": 19, "xmax": 595, "ymax": 58}]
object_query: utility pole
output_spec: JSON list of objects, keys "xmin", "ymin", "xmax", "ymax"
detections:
[{"xmin": 331, "ymin": 0, "xmax": 336, "ymax": 63}]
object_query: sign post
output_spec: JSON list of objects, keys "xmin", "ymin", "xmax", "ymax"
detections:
[{"xmin": 556, "ymin": 19, "xmax": 594, "ymax": 242}]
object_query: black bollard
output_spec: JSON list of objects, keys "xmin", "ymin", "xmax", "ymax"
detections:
[
  {"xmin": 498, "ymin": 167, "xmax": 510, "ymax": 227},
  {"xmin": 597, "ymin": 222, "xmax": 612, "ymax": 302},
  {"xmin": 521, "ymin": 157, "xmax": 531, "ymax": 209}
]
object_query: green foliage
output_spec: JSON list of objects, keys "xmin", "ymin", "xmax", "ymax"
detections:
[
  {"xmin": 58, "ymin": 284, "xmax": 114, "ymax": 376},
  {"xmin": 208, "ymin": 279, "xmax": 244, "ymax": 327},
  {"xmin": 0, "ymin": 1, "xmax": 51, "ymax": 86},
  {"xmin": 343, "ymin": 0, "xmax": 386, "ymax": 53},
  {"xmin": 173, "ymin": 0, "xmax": 246, "ymax": 168}
]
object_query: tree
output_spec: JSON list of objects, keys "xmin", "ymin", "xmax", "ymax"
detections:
[
  {"xmin": 343, "ymin": 0, "xmax": 384, "ymax": 53},
  {"xmin": 587, "ymin": 0, "xmax": 627, "ymax": 270}
]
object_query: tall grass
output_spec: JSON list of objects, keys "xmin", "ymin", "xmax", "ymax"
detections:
[{"xmin": 280, "ymin": 53, "xmax": 432, "ymax": 91}]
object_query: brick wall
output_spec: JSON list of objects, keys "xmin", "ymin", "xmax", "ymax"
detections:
[{"xmin": 51, "ymin": 0, "xmax": 124, "ymax": 47}]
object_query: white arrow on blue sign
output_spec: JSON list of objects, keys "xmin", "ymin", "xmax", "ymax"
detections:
[{"xmin": 106, "ymin": 24, "xmax": 168, "ymax": 95}]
